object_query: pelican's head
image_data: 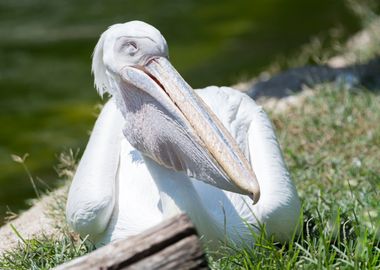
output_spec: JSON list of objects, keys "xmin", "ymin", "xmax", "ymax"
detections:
[
  {"xmin": 92, "ymin": 21, "xmax": 168, "ymax": 96},
  {"xmin": 92, "ymin": 21, "xmax": 260, "ymax": 203}
]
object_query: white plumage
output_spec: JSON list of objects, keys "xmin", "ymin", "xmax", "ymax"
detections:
[{"xmin": 66, "ymin": 21, "xmax": 301, "ymax": 250}]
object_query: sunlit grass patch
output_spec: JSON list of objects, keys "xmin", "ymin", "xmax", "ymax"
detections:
[
  {"xmin": 276, "ymin": 85, "xmax": 380, "ymax": 233},
  {"xmin": 0, "ymin": 232, "xmax": 93, "ymax": 270}
]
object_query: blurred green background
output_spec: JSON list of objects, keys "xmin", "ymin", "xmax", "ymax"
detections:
[{"xmin": 0, "ymin": 0, "xmax": 361, "ymax": 222}]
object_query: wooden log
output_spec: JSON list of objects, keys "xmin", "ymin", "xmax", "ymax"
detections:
[{"xmin": 54, "ymin": 214, "xmax": 208, "ymax": 270}]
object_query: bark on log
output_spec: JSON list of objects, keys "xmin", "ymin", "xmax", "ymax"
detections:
[{"xmin": 54, "ymin": 214, "xmax": 208, "ymax": 270}]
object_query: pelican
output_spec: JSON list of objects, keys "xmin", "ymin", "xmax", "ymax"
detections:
[{"xmin": 66, "ymin": 21, "xmax": 301, "ymax": 249}]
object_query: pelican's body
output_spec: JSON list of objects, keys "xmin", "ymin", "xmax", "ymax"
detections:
[{"xmin": 66, "ymin": 21, "xmax": 300, "ymax": 249}]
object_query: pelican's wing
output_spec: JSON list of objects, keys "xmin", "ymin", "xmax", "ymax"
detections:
[
  {"xmin": 192, "ymin": 86, "xmax": 257, "ymax": 242},
  {"xmin": 66, "ymin": 98, "xmax": 125, "ymax": 238},
  {"xmin": 244, "ymin": 89, "xmax": 301, "ymax": 241},
  {"xmin": 195, "ymin": 86, "xmax": 300, "ymax": 242}
]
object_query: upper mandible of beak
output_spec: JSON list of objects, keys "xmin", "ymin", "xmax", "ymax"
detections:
[{"xmin": 122, "ymin": 57, "xmax": 261, "ymax": 204}]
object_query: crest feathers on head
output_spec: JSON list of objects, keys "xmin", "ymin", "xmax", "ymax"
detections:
[{"xmin": 92, "ymin": 30, "xmax": 110, "ymax": 97}]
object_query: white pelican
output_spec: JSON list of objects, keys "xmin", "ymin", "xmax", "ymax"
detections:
[{"xmin": 66, "ymin": 21, "xmax": 301, "ymax": 249}]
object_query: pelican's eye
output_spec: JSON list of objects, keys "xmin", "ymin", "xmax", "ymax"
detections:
[{"xmin": 123, "ymin": 41, "xmax": 138, "ymax": 56}]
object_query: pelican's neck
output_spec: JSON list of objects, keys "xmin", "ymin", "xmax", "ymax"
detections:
[{"xmin": 143, "ymin": 156, "xmax": 224, "ymax": 246}]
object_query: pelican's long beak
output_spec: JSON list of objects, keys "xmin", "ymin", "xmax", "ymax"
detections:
[{"xmin": 120, "ymin": 57, "xmax": 260, "ymax": 204}]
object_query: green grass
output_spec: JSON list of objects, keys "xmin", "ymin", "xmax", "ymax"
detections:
[
  {"xmin": 1, "ymin": 83, "xmax": 379, "ymax": 270},
  {"xmin": 0, "ymin": 232, "xmax": 93, "ymax": 270}
]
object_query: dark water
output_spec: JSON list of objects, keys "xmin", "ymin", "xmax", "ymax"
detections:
[{"xmin": 0, "ymin": 0, "xmax": 360, "ymax": 221}]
